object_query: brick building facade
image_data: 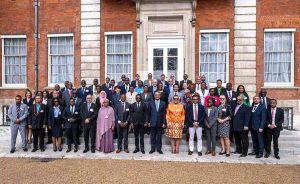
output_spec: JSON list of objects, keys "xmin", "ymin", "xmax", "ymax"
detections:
[{"xmin": 0, "ymin": 0, "xmax": 299, "ymax": 128}]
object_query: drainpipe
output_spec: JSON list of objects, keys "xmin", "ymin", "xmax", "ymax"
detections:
[{"xmin": 33, "ymin": 0, "xmax": 40, "ymax": 92}]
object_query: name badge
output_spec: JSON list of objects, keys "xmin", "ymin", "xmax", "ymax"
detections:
[
  {"xmin": 126, "ymin": 108, "xmax": 129, "ymax": 111},
  {"xmin": 85, "ymin": 90, "xmax": 89, "ymax": 92},
  {"xmin": 75, "ymin": 112, "xmax": 78, "ymax": 114},
  {"xmin": 129, "ymin": 96, "xmax": 132, "ymax": 99},
  {"xmin": 58, "ymin": 111, "xmax": 61, "ymax": 115},
  {"xmin": 90, "ymin": 109, "xmax": 94, "ymax": 112},
  {"xmin": 232, "ymin": 98, "xmax": 236, "ymax": 100},
  {"xmin": 244, "ymin": 97, "xmax": 248, "ymax": 100},
  {"xmin": 20, "ymin": 108, "xmax": 24, "ymax": 111},
  {"xmin": 105, "ymin": 115, "xmax": 109, "ymax": 119},
  {"xmin": 222, "ymin": 109, "xmax": 226, "ymax": 112},
  {"xmin": 40, "ymin": 110, "xmax": 44, "ymax": 113}
]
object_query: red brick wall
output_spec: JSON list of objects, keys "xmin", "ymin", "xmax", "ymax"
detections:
[
  {"xmin": 100, "ymin": 0, "xmax": 136, "ymax": 83},
  {"xmin": 0, "ymin": 0, "xmax": 80, "ymax": 99},
  {"xmin": 195, "ymin": 0, "xmax": 234, "ymax": 83},
  {"xmin": 257, "ymin": 0, "xmax": 300, "ymax": 100}
]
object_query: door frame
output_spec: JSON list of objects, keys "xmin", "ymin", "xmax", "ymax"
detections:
[{"xmin": 148, "ymin": 37, "xmax": 184, "ymax": 80}]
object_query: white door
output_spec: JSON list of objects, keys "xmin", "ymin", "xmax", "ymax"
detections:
[{"xmin": 148, "ymin": 39, "xmax": 184, "ymax": 80}]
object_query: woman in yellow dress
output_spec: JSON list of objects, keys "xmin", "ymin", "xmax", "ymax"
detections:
[{"xmin": 166, "ymin": 95, "xmax": 185, "ymax": 154}]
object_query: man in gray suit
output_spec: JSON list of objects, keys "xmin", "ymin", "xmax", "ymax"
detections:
[
  {"xmin": 8, "ymin": 95, "xmax": 29, "ymax": 153},
  {"xmin": 144, "ymin": 73, "xmax": 153, "ymax": 87},
  {"xmin": 62, "ymin": 82, "xmax": 73, "ymax": 107},
  {"xmin": 168, "ymin": 84, "xmax": 183, "ymax": 103}
]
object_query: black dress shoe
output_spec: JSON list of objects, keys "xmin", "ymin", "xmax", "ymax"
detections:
[
  {"xmin": 141, "ymin": 150, "xmax": 145, "ymax": 154},
  {"xmin": 240, "ymin": 154, "xmax": 247, "ymax": 157},
  {"xmin": 248, "ymin": 152, "xmax": 257, "ymax": 156},
  {"xmin": 219, "ymin": 151, "xmax": 226, "ymax": 155},
  {"xmin": 10, "ymin": 149, "xmax": 15, "ymax": 153},
  {"xmin": 198, "ymin": 152, "xmax": 202, "ymax": 156},
  {"xmin": 256, "ymin": 154, "xmax": 263, "ymax": 158},
  {"xmin": 83, "ymin": 148, "xmax": 89, "ymax": 153},
  {"xmin": 226, "ymin": 153, "xmax": 230, "ymax": 157},
  {"xmin": 31, "ymin": 148, "xmax": 38, "ymax": 152},
  {"xmin": 66, "ymin": 146, "xmax": 72, "ymax": 153},
  {"xmin": 275, "ymin": 155, "xmax": 280, "ymax": 159},
  {"xmin": 41, "ymin": 148, "xmax": 45, "ymax": 152},
  {"xmin": 74, "ymin": 147, "xmax": 78, "ymax": 153},
  {"xmin": 158, "ymin": 150, "xmax": 163, "ymax": 154},
  {"xmin": 58, "ymin": 147, "xmax": 62, "ymax": 152},
  {"xmin": 188, "ymin": 151, "xmax": 193, "ymax": 155},
  {"xmin": 23, "ymin": 148, "xmax": 28, "ymax": 152},
  {"xmin": 264, "ymin": 153, "xmax": 270, "ymax": 158},
  {"xmin": 133, "ymin": 149, "xmax": 139, "ymax": 153},
  {"xmin": 149, "ymin": 150, "xmax": 155, "ymax": 154},
  {"xmin": 91, "ymin": 149, "xmax": 95, "ymax": 153}
]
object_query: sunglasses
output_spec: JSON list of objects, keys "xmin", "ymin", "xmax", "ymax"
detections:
[{"xmin": 220, "ymin": 98, "xmax": 225, "ymax": 100}]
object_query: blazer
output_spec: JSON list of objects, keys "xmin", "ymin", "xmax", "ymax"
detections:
[
  {"xmin": 149, "ymin": 86, "xmax": 158, "ymax": 94},
  {"xmin": 62, "ymin": 105, "xmax": 81, "ymax": 129},
  {"xmin": 48, "ymin": 106, "xmax": 64, "ymax": 128},
  {"xmin": 80, "ymin": 102, "xmax": 98, "ymax": 127},
  {"xmin": 117, "ymin": 81, "xmax": 125, "ymax": 87},
  {"xmin": 168, "ymin": 91, "xmax": 183, "ymax": 103},
  {"xmin": 185, "ymin": 103, "xmax": 205, "ymax": 127},
  {"xmin": 141, "ymin": 92, "xmax": 153, "ymax": 105},
  {"xmin": 260, "ymin": 96, "xmax": 271, "ymax": 110},
  {"xmin": 28, "ymin": 104, "xmax": 47, "ymax": 129},
  {"xmin": 144, "ymin": 79, "xmax": 152, "ymax": 87},
  {"xmin": 214, "ymin": 87, "xmax": 227, "ymax": 97},
  {"xmin": 111, "ymin": 92, "xmax": 121, "ymax": 108},
  {"xmin": 267, "ymin": 107, "xmax": 284, "ymax": 132},
  {"xmin": 130, "ymin": 102, "xmax": 148, "ymax": 125},
  {"xmin": 224, "ymin": 90, "xmax": 238, "ymax": 107},
  {"xmin": 120, "ymin": 84, "xmax": 131, "ymax": 94},
  {"xmin": 148, "ymin": 100, "xmax": 166, "ymax": 127},
  {"xmin": 115, "ymin": 101, "xmax": 131, "ymax": 124},
  {"xmin": 204, "ymin": 106, "xmax": 218, "ymax": 128},
  {"xmin": 73, "ymin": 97, "xmax": 83, "ymax": 110},
  {"xmin": 232, "ymin": 104, "xmax": 251, "ymax": 132},
  {"xmin": 62, "ymin": 88, "xmax": 73, "ymax": 107},
  {"xmin": 8, "ymin": 103, "xmax": 28, "ymax": 125},
  {"xmin": 23, "ymin": 98, "xmax": 34, "ymax": 107},
  {"xmin": 251, "ymin": 104, "xmax": 267, "ymax": 130},
  {"xmin": 77, "ymin": 87, "xmax": 92, "ymax": 102},
  {"xmin": 179, "ymin": 80, "xmax": 192, "ymax": 90},
  {"xmin": 131, "ymin": 80, "xmax": 142, "ymax": 88}
]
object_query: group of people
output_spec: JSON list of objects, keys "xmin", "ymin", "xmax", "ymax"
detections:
[{"xmin": 8, "ymin": 73, "xmax": 284, "ymax": 159}]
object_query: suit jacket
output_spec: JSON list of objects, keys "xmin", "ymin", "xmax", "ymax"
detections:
[
  {"xmin": 111, "ymin": 93, "xmax": 121, "ymax": 108},
  {"xmin": 224, "ymin": 90, "xmax": 238, "ymax": 107},
  {"xmin": 120, "ymin": 84, "xmax": 131, "ymax": 94},
  {"xmin": 62, "ymin": 105, "xmax": 81, "ymax": 129},
  {"xmin": 149, "ymin": 86, "xmax": 158, "ymax": 94},
  {"xmin": 141, "ymin": 92, "xmax": 153, "ymax": 105},
  {"xmin": 204, "ymin": 106, "xmax": 218, "ymax": 128},
  {"xmin": 131, "ymin": 80, "xmax": 142, "ymax": 88},
  {"xmin": 186, "ymin": 103, "xmax": 205, "ymax": 127},
  {"xmin": 23, "ymin": 98, "xmax": 34, "ymax": 107},
  {"xmin": 251, "ymin": 104, "xmax": 267, "ymax": 130},
  {"xmin": 73, "ymin": 97, "xmax": 83, "ymax": 110},
  {"xmin": 267, "ymin": 107, "xmax": 284, "ymax": 132},
  {"xmin": 168, "ymin": 91, "xmax": 183, "ymax": 103},
  {"xmin": 214, "ymin": 87, "xmax": 227, "ymax": 97},
  {"xmin": 115, "ymin": 101, "xmax": 131, "ymax": 124},
  {"xmin": 28, "ymin": 104, "xmax": 47, "ymax": 129},
  {"xmin": 232, "ymin": 104, "xmax": 251, "ymax": 131},
  {"xmin": 117, "ymin": 81, "xmax": 125, "ymax": 87},
  {"xmin": 77, "ymin": 87, "xmax": 92, "ymax": 102},
  {"xmin": 148, "ymin": 100, "xmax": 166, "ymax": 127},
  {"xmin": 8, "ymin": 103, "xmax": 28, "ymax": 125},
  {"xmin": 48, "ymin": 106, "xmax": 64, "ymax": 128},
  {"xmin": 80, "ymin": 103, "xmax": 98, "ymax": 127},
  {"xmin": 62, "ymin": 88, "xmax": 73, "ymax": 107},
  {"xmin": 260, "ymin": 96, "xmax": 271, "ymax": 110},
  {"xmin": 144, "ymin": 79, "xmax": 152, "ymax": 87},
  {"xmin": 179, "ymin": 80, "xmax": 192, "ymax": 90},
  {"xmin": 130, "ymin": 102, "xmax": 148, "ymax": 125}
]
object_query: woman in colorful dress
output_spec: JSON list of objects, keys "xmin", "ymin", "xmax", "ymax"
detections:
[{"xmin": 166, "ymin": 95, "xmax": 185, "ymax": 154}]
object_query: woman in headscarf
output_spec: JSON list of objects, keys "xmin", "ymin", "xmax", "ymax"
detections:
[{"xmin": 96, "ymin": 90, "xmax": 108, "ymax": 108}]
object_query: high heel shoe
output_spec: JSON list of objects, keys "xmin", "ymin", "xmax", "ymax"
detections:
[{"xmin": 219, "ymin": 151, "xmax": 226, "ymax": 155}]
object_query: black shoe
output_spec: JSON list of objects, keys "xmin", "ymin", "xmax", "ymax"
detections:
[
  {"xmin": 226, "ymin": 153, "xmax": 230, "ymax": 157},
  {"xmin": 275, "ymin": 155, "xmax": 280, "ymax": 159},
  {"xmin": 74, "ymin": 146, "xmax": 78, "ymax": 153},
  {"xmin": 198, "ymin": 152, "xmax": 202, "ymax": 156},
  {"xmin": 10, "ymin": 149, "xmax": 15, "ymax": 154},
  {"xmin": 149, "ymin": 150, "xmax": 155, "ymax": 154},
  {"xmin": 141, "ymin": 149, "xmax": 145, "ymax": 154},
  {"xmin": 46, "ymin": 141, "xmax": 52, "ymax": 144},
  {"xmin": 23, "ymin": 148, "xmax": 28, "ymax": 152},
  {"xmin": 234, "ymin": 151, "xmax": 242, "ymax": 154},
  {"xmin": 188, "ymin": 151, "xmax": 193, "ymax": 155},
  {"xmin": 248, "ymin": 152, "xmax": 257, "ymax": 156},
  {"xmin": 41, "ymin": 148, "xmax": 45, "ymax": 152},
  {"xmin": 66, "ymin": 146, "xmax": 72, "ymax": 153},
  {"xmin": 240, "ymin": 154, "xmax": 247, "ymax": 157},
  {"xmin": 31, "ymin": 148, "xmax": 38, "ymax": 152},
  {"xmin": 133, "ymin": 149, "xmax": 139, "ymax": 153},
  {"xmin": 91, "ymin": 148, "xmax": 95, "ymax": 153},
  {"xmin": 158, "ymin": 150, "xmax": 163, "ymax": 154},
  {"xmin": 219, "ymin": 151, "xmax": 226, "ymax": 155},
  {"xmin": 58, "ymin": 147, "xmax": 62, "ymax": 152},
  {"xmin": 264, "ymin": 153, "xmax": 270, "ymax": 158},
  {"xmin": 83, "ymin": 148, "xmax": 89, "ymax": 153},
  {"xmin": 256, "ymin": 154, "xmax": 263, "ymax": 158}
]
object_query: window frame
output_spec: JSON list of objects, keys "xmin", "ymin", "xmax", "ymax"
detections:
[
  {"xmin": 199, "ymin": 29, "xmax": 230, "ymax": 87},
  {"xmin": 47, "ymin": 33, "xmax": 74, "ymax": 87},
  {"xmin": 104, "ymin": 31, "xmax": 133, "ymax": 81},
  {"xmin": 1, "ymin": 35, "xmax": 27, "ymax": 88},
  {"xmin": 263, "ymin": 28, "xmax": 296, "ymax": 87}
]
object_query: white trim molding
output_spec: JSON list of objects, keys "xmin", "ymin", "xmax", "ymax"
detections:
[
  {"xmin": 0, "ymin": 35, "xmax": 27, "ymax": 39},
  {"xmin": 104, "ymin": 31, "xmax": 133, "ymax": 36},
  {"xmin": 264, "ymin": 28, "xmax": 296, "ymax": 32},
  {"xmin": 47, "ymin": 33, "xmax": 74, "ymax": 37},
  {"xmin": 200, "ymin": 29, "xmax": 230, "ymax": 33}
]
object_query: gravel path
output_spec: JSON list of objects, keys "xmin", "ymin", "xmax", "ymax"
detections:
[{"xmin": 0, "ymin": 158, "xmax": 299, "ymax": 184}]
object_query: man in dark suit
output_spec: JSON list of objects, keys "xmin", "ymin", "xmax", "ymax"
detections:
[
  {"xmin": 28, "ymin": 96, "xmax": 47, "ymax": 152},
  {"xmin": 120, "ymin": 77, "xmax": 131, "ymax": 94},
  {"xmin": 232, "ymin": 95, "xmax": 251, "ymax": 157},
  {"xmin": 117, "ymin": 74, "xmax": 126, "ymax": 87},
  {"xmin": 249, "ymin": 96, "xmax": 267, "ymax": 158},
  {"xmin": 62, "ymin": 98, "xmax": 81, "ymax": 153},
  {"xmin": 148, "ymin": 91, "xmax": 166, "ymax": 154},
  {"xmin": 265, "ymin": 99, "xmax": 284, "ymax": 159},
  {"xmin": 259, "ymin": 88, "xmax": 271, "ymax": 110},
  {"xmin": 179, "ymin": 74, "xmax": 192, "ymax": 90},
  {"xmin": 80, "ymin": 95, "xmax": 98, "ymax": 153},
  {"xmin": 115, "ymin": 94, "xmax": 131, "ymax": 153},
  {"xmin": 186, "ymin": 95, "xmax": 205, "ymax": 156},
  {"xmin": 62, "ymin": 82, "xmax": 74, "ymax": 107},
  {"xmin": 131, "ymin": 74, "xmax": 142, "ymax": 88},
  {"xmin": 72, "ymin": 90, "xmax": 83, "ymax": 110},
  {"xmin": 101, "ymin": 77, "xmax": 111, "ymax": 91},
  {"xmin": 131, "ymin": 94, "xmax": 148, "ymax": 154},
  {"xmin": 60, "ymin": 81, "xmax": 70, "ymax": 93},
  {"xmin": 89, "ymin": 78, "xmax": 99, "ymax": 94},
  {"xmin": 77, "ymin": 80, "xmax": 92, "ymax": 102},
  {"xmin": 149, "ymin": 79, "xmax": 158, "ymax": 94},
  {"xmin": 224, "ymin": 82, "xmax": 237, "ymax": 106},
  {"xmin": 214, "ymin": 79, "xmax": 226, "ymax": 97}
]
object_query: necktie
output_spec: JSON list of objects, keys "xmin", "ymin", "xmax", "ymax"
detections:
[
  {"xmin": 156, "ymin": 101, "xmax": 159, "ymax": 111},
  {"xmin": 228, "ymin": 91, "xmax": 232, "ymax": 100},
  {"xmin": 272, "ymin": 108, "xmax": 275, "ymax": 123},
  {"xmin": 71, "ymin": 106, "xmax": 74, "ymax": 115},
  {"xmin": 88, "ymin": 104, "xmax": 90, "ymax": 112},
  {"xmin": 234, "ymin": 105, "xmax": 240, "ymax": 115},
  {"xmin": 82, "ymin": 87, "xmax": 85, "ymax": 95},
  {"xmin": 69, "ymin": 89, "xmax": 72, "ymax": 97},
  {"xmin": 194, "ymin": 104, "xmax": 198, "ymax": 121},
  {"xmin": 122, "ymin": 102, "xmax": 125, "ymax": 112},
  {"xmin": 138, "ymin": 102, "xmax": 140, "ymax": 108},
  {"xmin": 126, "ymin": 85, "xmax": 128, "ymax": 92},
  {"xmin": 263, "ymin": 98, "xmax": 267, "ymax": 108},
  {"xmin": 197, "ymin": 84, "xmax": 200, "ymax": 91},
  {"xmin": 253, "ymin": 105, "xmax": 257, "ymax": 111},
  {"xmin": 16, "ymin": 104, "xmax": 21, "ymax": 119}
]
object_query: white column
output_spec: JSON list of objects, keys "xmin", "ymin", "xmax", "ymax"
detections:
[
  {"xmin": 81, "ymin": 0, "xmax": 101, "ymax": 85},
  {"xmin": 234, "ymin": 0, "xmax": 257, "ymax": 98}
]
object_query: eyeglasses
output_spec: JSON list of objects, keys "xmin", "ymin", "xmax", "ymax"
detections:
[
  {"xmin": 237, "ymin": 99, "xmax": 242, "ymax": 101},
  {"xmin": 220, "ymin": 98, "xmax": 225, "ymax": 100},
  {"xmin": 173, "ymin": 98, "xmax": 179, "ymax": 100},
  {"xmin": 54, "ymin": 101, "xmax": 59, "ymax": 103}
]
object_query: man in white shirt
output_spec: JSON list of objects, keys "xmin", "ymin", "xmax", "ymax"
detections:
[{"xmin": 126, "ymin": 86, "xmax": 137, "ymax": 104}]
